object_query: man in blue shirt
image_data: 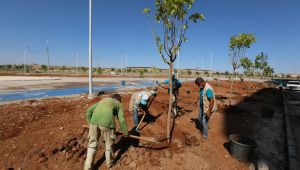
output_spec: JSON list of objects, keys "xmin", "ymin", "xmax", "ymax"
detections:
[
  {"xmin": 160, "ymin": 73, "xmax": 182, "ymax": 117},
  {"xmin": 194, "ymin": 77, "xmax": 217, "ymax": 138}
]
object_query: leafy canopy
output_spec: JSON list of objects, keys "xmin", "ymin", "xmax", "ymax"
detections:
[
  {"xmin": 240, "ymin": 57, "xmax": 254, "ymax": 77},
  {"xmin": 143, "ymin": 0, "xmax": 204, "ymax": 65},
  {"xmin": 255, "ymin": 52, "xmax": 268, "ymax": 71},
  {"xmin": 229, "ymin": 33, "xmax": 256, "ymax": 74},
  {"xmin": 229, "ymin": 33, "xmax": 256, "ymax": 50}
]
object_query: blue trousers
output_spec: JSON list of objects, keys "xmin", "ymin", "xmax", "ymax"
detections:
[
  {"xmin": 133, "ymin": 108, "xmax": 139, "ymax": 126},
  {"xmin": 198, "ymin": 105, "xmax": 209, "ymax": 138}
]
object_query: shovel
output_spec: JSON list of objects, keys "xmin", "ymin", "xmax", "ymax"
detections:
[{"xmin": 82, "ymin": 125, "xmax": 160, "ymax": 143}]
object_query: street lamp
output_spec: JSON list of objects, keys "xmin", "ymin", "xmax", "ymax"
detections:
[{"xmin": 88, "ymin": 0, "xmax": 93, "ymax": 98}]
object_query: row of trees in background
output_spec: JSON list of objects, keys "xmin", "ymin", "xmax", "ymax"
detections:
[
  {"xmin": 0, "ymin": 63, "xmax": 278, "ymax": 78},
  {"xmin": 240, "ymin": 52, "xmax": 274, "ymax": 80},
  {"xmin": 229, "ymin": 33, "xmax": 274, "ymax": 82}
]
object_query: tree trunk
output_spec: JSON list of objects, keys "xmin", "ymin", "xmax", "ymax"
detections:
[
  {"xmin": 229, "ymin": 69, "xmax": 235, "ymax": 105},
  {"xmin": 167, "ymin": 62, "xmax": 173, "ymax": 143}
]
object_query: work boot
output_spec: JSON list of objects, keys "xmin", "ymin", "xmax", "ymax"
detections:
[{"xmin": 84, "ymin": 148, "xmax": 96, "ymax": 170}]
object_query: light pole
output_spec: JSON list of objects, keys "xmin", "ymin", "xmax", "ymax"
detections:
[
  {"xmin": 88, "ymin": 0, "xmax": 93, "ymax": 98},
  {"xmin": 46, "ymin": 40, "xmax": 50, "ymax": 74},
  {"xmin": 201, "ymin": 57, "xmax": 203, "ymax": 77},
  {"xmin": 23, "ymin": 48, "xmax": 26, "ymax": 74},
  {"xmin": 125, "ymin": 52, "xmax": 128, "ymax": 75},
  {"xmin": 210, "ymin": 51, "xmax": 213, "ymax": 77},
  {"xmin": 27, "ymin": 46, "xmax": 31, "ymax": 73},
  {"xmin": 76, "ymin": 50, "xmax": 79, "ymax": 74}
]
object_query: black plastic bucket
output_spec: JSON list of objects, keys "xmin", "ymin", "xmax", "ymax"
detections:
[{"xmin": 229, "ymin": 134, "xmax": 257, "ymax": 162}]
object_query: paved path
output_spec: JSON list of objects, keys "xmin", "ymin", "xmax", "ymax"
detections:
[{"xmin": 285, "ymin": 90, "xmax": 300, "ymax": 170}]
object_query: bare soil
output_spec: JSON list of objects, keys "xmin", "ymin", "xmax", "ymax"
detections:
[{"xmin": 0, "ymin": 80, "xmax": 287, "ymax": 170}]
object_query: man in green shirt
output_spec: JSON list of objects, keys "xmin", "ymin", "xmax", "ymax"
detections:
[{"xmin": 84, "ymin": 94, "xmax": 128, "ymax": 170}]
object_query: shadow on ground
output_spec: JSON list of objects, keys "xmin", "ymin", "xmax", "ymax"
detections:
[{"xmin": 222, "ymin": 87, "xmax": 287, "ymax": 169}]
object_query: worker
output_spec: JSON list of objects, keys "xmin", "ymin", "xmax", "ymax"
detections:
[
  {"xmin": 129, "ymin": 89, "xmax": 157, "ymax": 133},
  {"xmin": 84, "ymin": 94, "xmax": 128, "ymax": 170},
  {"xmin": 194, "ymin": 77, "xmax": 217, "ymax": 139},
  {"xmin": 159, "ymin": 72, "xmax": 182, "ymax": 117}
]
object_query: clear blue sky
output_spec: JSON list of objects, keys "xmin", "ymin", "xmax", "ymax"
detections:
[{"xmin": 0, "ymin": 0, "xmax": 299, "ymax": 73}]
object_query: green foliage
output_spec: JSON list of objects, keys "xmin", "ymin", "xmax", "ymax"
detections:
[
  {"xmin": 139, "ymin": 70, "xmax": 144, "ymax": 76},
  {"xmin": 96, "ymin": 67, "xmax": 103, "ymax": 74},
  {"xmin": 143, "ymin": 8, "xmax": 151, "ymax": 14},
  {"xmin": 229, "ymin": 33, "xmax": 256, "ymax": 76},
  {"xmin": 111, "ymin": 67, "xmax": 115, "ymax": 71},
  {"xmin": 61, "ymin": 65, "xmax": 67, "ymax": 71},
  {"xmin": 263, "ymin": 66, "xmax": 274, "ymax": 77},
  {"xmin": 240, "ymin": 57, "xmax": 254, "ymax": 78},
  {"xmin": 143, "ymin": 68, "xmax": 148, "ymax": 73},
  {"xmin": 41, "ymin": 65, "xmax": 47, "ymax": 71},
  {"xmin": 187, "ymin": 70, "xmax": 192, "ymax": 75},
  {"xmin": 144, "ymin": 0, "xmax": 204, "ymax": 65},
  {"xmin": 225, "ymin": 71, "xmax": 229, "ymax": 75},
  {"xmin": 229, "ymin": 33, "xmax": 256, "ymax": 49},
  {"xmin": 255, "ymin": 52, "xmax": 268, "ymax": 76},
  {"xmin": 80, "ymin": 67, "xmax": 88, "ymax": 72},
  {"xmin": 189, "ymin": 13, "xmax": 205, "ymax": 23}
]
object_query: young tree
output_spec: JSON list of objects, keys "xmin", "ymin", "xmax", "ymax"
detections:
[
  {"xmin": 240, "ymin": 57, "xmax": 254, "ymax": 79},
  {"xmin": 255, "ymin": 52, "xmax": 268, "ymax": 79},
  {"xmin": 228, "ymin": 33, "xmax": 256, "ymax": 98},
  {"xmin": 263, "ymin": 66, "xmax": 274, "ymax": 77},
  {"xmin": 143, "ymin": 0, "xmax": 204, "ymax": 141}
]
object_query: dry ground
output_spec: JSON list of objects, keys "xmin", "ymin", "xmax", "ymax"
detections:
[{"xmin": 0, "ymin": 80, "xmax": 286, "ymax": 170}]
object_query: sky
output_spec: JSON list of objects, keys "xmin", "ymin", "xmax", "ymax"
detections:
[{"xmin": 0, "ymin": 0, "xmax": 299, "ymax": 74}]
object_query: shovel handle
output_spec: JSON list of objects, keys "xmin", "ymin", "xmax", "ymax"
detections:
[
  {"xmin": 127, "ymin": 135, "xmax": 157, "ymax": 143},
  {"xmin": 82, "ymin": 125, "xmax": 157, "ymax": 142},
  {"xmin": 136, "ymin": 114, "xmax": 146, "ymax": 130}
]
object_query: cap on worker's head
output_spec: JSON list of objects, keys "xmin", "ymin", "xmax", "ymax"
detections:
[{"xmin": 141, "ymin": 94, "xmax": 149, "ymax": 105}]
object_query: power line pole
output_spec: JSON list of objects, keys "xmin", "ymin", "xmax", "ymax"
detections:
[
  {"xmin": 27, "ymin": 46, "xmax": 31, "ymax": 73},
  {"xmin": 23, "ymin": 48, "xmax": 26, "ymax": 74},
  {"xmin": 76, "ymin": 50, "xmax": 79, "ymax": 74},
  {"xmin": 201, "ymin": 57, "xmax": 203, "ymax": 77},
  {"xmin": 88, "ymin": 0, "xmax": 93, "ymax": 98},
  {"xmin": 125, "ymin": 52, "xmax": 128, "ymax": 75},
  {"xmin": 46, "ymin": 40, "xmax": 50, "ymax": 74},
  {"xmin": 210, "ymin": 51, "xmax": 213, "ymax": 77}
]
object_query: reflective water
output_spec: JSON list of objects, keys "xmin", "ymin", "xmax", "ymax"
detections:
[{"xmin": 0, "ymin": 81, "xmax": 156, "ymax": 102}]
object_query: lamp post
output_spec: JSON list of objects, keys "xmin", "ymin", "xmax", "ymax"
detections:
[{"xmin": 88, "ymin": 0, "xmax": 93, "ymax": 98}]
